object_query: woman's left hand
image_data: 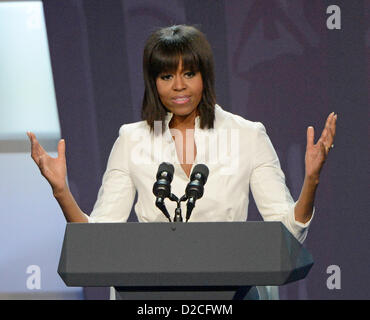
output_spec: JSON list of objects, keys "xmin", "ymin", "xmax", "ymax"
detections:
[{"xmin": 305, "ymin": 112, "xmax": 337, "ymax": 179}]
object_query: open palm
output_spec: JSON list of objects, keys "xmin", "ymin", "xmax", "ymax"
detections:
[
  {"xmin": 27, "ymin": 132, "xmax": 67, "ymax": 194},
  {"xmin": 305, "ymin": 112, "xmax": 337, "ymax": 178}
]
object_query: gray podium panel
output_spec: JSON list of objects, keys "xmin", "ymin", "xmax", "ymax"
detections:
[{"xmin": 58, "ymin": 222, "xmax": 313, "ymax": 299}]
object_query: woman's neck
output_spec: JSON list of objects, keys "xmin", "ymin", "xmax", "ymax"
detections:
[{"xmin": 169, "ymin": 108, "xmax": 199, "ymax": 130}]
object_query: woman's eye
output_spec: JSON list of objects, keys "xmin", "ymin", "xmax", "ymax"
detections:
[
  {"xmin": 160, "ymin": 74, "xmax": 172, "ymax": 80},
  {"xmin": 184, "ymin": 71, "xmax": 195, "ymax": 78}
]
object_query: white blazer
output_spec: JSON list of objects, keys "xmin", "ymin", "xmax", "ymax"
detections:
[{"xmin": 87, "ymin": 105, "xmax": 313, "ymax": 244}]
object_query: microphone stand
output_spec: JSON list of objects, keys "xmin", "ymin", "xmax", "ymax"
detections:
[
  {"xmin": 155, "ymin": 193, "xmax": 187, "ymax": 223},
  {"xmin": 175, "ymin": 195, "xmax": 188, "ymax": 222},
  {"xmin": 168, "ymin": 194, "xmax": 188, "ymax": 222},
  {"xmin": 155, "ymin": 197, "xmax": 172, "ymax": 222},
  {"xmin": 185, "ymin": 197, "xmax": 195, "ymax": 223}
]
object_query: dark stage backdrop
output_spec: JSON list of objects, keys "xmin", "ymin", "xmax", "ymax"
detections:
[{"xmin": 42, "ymin": 0, "xmax": 370, "ymax": 299}]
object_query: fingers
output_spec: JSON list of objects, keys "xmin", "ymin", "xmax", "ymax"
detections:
[
  {"xmin": 326, "ymin": 112, "xmax": 337, "ymax": 147},
  {"xmin": 318, "ymin": 140, "xmax": 328, "ymax": 156},
  {"xmin": 26, "ymin": 131, "xmax": 47, "ymax": 165},
  {"xmin": 27, "ymin": 131, "xmax": 39, "ymax": 147},
  {"xmin": 306, "ymin": 126, "xmax": 314, "ymax": 148},
  {"xmin": 27, "ymin": 131, "xmax": 38, "ymax": 159},
  {"xmin": 319, "ymin": 129, "xmax": 331, "ymax": 153},
  {"xmin": 26, "ymin": 131, "xmax": 33, "ymax": 144},
  {"xmin": 318, "ymin": 112, "xmax": 337, "ymax": 150},
  {"xmin": 57, "ymin": 139, "xmax": 66, "ymax": 161},
  {"xmin": 326, "ymin": 112, "xmax": 336, "ymax": 138},
  {"xmin": 331, "ymin": 112, "xmax": 337, "ymax": 138}
]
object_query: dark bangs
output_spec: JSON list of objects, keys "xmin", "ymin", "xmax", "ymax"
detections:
[
  {"xmin": 142, "ymin": 25, "xmax": 216, "ymax": 133},
  {"xmin": 149, "ymin": 40, "xmax": 200, "ymax": 78}
]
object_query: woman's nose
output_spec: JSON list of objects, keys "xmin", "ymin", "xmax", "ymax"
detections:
[{"xmin": 172, "ymin": 76, "xmax": 186, "ymax": 91}]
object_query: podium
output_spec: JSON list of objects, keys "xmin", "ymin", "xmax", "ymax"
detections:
[{"xmin": 58, "ymin": 222, "xmax": 313, "ymax": 300}]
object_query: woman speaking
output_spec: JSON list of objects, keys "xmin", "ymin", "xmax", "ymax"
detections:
[{"xmin": 27, "ymin": 25, "xmax": 336, "ymax": 244}]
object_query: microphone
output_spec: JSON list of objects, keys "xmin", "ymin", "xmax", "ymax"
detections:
[
  {"xmin": 185, "ymin": 164, "xmax": 209, "ymax": 222},
  {"xmin": 153, "ymin": 162, "xmax": 174, "ymax": 222}
]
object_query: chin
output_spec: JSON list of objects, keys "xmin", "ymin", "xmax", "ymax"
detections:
[
  {"xmin": 173, "ymin": 110, "xmax": 192, "ymax": 116},
  {"xmin": 171, "ymin": 106, "xmax": 197, "ymax": 116}
]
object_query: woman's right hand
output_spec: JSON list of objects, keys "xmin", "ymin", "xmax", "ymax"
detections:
[{"xmin": 27, "ymin": 131, "xmax": 67, "ymax": 196}]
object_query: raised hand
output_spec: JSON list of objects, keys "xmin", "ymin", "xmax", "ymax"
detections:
[
  {"xmin": 27, "ymin": 132, "xmax": 67, "ymax": 195},
  {"xmin": 305, "ymin": 112, "xmax": 337, "ymax": 179}
]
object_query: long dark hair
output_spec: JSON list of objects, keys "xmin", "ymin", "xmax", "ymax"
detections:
[{"xmin": 141, "ymin": 25, "xmax": 216, "ymax": 133}]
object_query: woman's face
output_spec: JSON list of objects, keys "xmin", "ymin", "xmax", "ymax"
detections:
[{"xmin": 155, "ymin": 59, "xmax": 203, "ymax": 118}]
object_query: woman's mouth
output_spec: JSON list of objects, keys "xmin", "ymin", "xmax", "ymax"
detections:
[{"xmin": 172, "ymin": 96, "xmax": 190, "ymax": 104}]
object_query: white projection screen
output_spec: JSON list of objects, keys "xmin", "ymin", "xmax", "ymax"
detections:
[
  {"xmin": 0, "ymin": 0, "xmax": 60, "ymax": 152},
  {"xmin": 0, "ymin": 1, "xmax": 83, "ymax": 299}
]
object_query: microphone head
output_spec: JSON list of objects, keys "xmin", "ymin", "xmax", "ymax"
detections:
[
  {"xmin": 153, "ymin": 162, "xmax": 174, "ymax": 199},
  {"xmin": 190, "ymin": 164, "xmax": 209, "ymax": 184},
  {"xmin": 156, "ymin": 162, "xmax": 174, "ymax": 182}
]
